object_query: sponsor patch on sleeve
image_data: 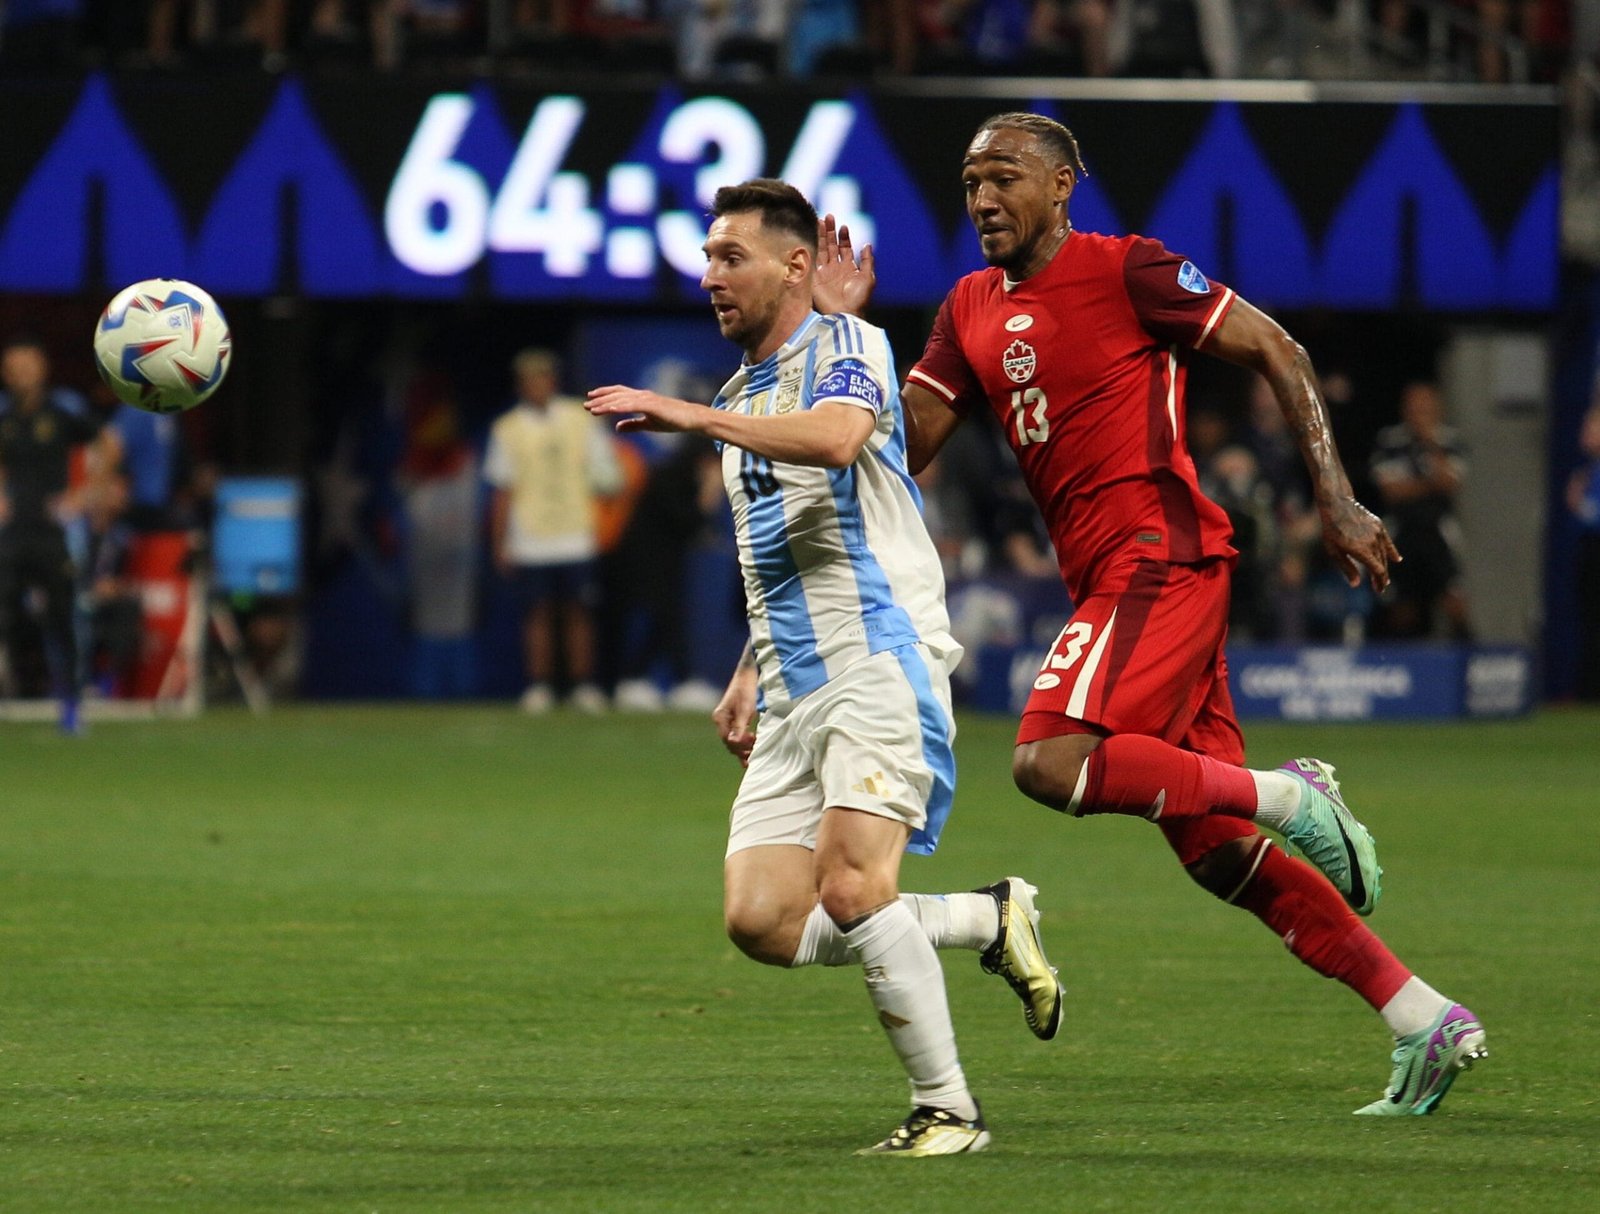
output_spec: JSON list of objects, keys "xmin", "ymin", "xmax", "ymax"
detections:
[
  {"xmin": 1176, "ymin": 260, "xmax": 1210, "ymax": 294},
  {"xmin": 814, "ymin": 358, "xmax": 884, "ymax": 413}
]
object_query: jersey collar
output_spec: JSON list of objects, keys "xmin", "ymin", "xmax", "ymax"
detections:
[
  {"xmin": 744, "ymin": 310, "xmax": 821, "ymax": 370},
  {"xmin": 1003, "ymin": 225, "xmax": 1074, "ymax": 292}
]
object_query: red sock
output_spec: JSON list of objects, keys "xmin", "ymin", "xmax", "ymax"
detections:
[
  {"xmin": 1081, "ymin": 734, "xmax": 1258, "ymax": 819},
  {"xmin": 1233, "ymin": 843, "xmax": 1412, "ymax": 1010}
]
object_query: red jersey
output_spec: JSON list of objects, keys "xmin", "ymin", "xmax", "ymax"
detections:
[{"xmin": 909, "ymin": 231, "xmax": 1238, "ymax": 602}]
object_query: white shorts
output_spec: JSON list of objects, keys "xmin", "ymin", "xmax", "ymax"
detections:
[{"xmin": 725, "ymin": 643, "xmax": 957, "ymax": 858}]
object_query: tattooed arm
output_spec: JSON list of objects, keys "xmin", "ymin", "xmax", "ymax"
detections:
[{"xmin": 1205, "ymin": 297, "xmax": 1401, "ymax": 592}]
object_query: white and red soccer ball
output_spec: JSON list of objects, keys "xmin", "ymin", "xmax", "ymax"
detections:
[{"xmin": 92, "ymin": 278, "xmax": 232, "ymax": 414}]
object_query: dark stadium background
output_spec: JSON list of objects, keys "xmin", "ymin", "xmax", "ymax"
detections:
[{"xmin": 0, "ymin": 22, "xmax": 1592, "ymax": 709}]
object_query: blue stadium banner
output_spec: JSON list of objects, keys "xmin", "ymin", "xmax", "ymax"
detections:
[
  {"xmin": 968, "ymin": 639, "xmax": 1535, "ymax": 720},
  {"xmin": 213, "ymin": 476, "xmax": 302, "ymax": 596},
  {"xmin": 0, "ymin": 74, "xmax": 1557, "ymax": 309},
  {"xmin": 1227, "ymin": 643, "xmax": 1536, "ymax": 721}
]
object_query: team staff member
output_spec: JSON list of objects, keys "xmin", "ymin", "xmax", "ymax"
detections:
[{"xmin": 0, "ymin": 335, "xmax": 114, "ymax": 733}]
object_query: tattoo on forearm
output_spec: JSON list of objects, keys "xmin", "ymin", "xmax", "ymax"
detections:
[
  {"xmin": 737, "ymin": 642, "xmax": 756, "ymax": 672},
  {"xmin": 1278, "ymin": 350, "xmax": 1350, "ymax": 504}
]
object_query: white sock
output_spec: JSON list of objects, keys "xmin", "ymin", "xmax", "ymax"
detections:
[
  {"xmin": 903, "ymin": 892, "xmax": 1001, "ymax": 952},
  {"xmin": 790, "ymin": 893, "xmax": 1000, "ymax": 967},
  {"xmin": 1379, "ymin": 975, "xmax": 1452, "ymax": 1039},
  {"xmin": 1250, "ymin": 769, "xmax": 1303, "ymax": 832},
  {"xmin": 842, "ymin": 901, "xmax": 977, "ymax": 1119}
]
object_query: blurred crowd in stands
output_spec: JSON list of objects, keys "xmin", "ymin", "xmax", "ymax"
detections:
[
  {"xmin": 0, "ymin": 307, "xmax": 1579, "ymax": 713},
  {"xmin": 2, "ymin": 0, "xmax": 1597, "ymax": 713},
  {"xmin": 0, "ymin": 0, "xmax": 1580, "ymax": 84},
  {"xmin": 916, "ymin": 358, "xmax": 1478, "ymax": 653},
  {"xmin": 356, "ymin": 339, "xmax": 1488, "ymax": 714}
]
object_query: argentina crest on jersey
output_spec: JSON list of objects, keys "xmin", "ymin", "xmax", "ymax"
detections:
[{"xmin": 775, "ymin": 366, "xmax": 804, "ymax": 413}]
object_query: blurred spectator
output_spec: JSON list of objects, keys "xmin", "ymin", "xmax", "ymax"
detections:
[
  {"xmin": 1566, "ymin": 399, "xmax": 1600, "ymax": 700},
  {"xmin": 864, "ymin": 0, "xmax": 918, "ymax": 73},
  {"xmin": 0, "ymin": 335, "xmax": 112, "ymax": 731},
  {"xmin": 396, "ymin": 369, "xmax": 481, "ymax": 698},
  {"xmin": 1027, "ymin": 0, "xmax": 1112, "ymax": 75},
  {"xmin": 915, "ymin": 428, "xmax": 992, "ymax": 581},
  {"xmin": 145, "ymin": 0, "xmax": 214, "ymax": 66},
  {"xmin": 1243, "ymin": 375, "xmax": 1309, "ymax": 506},
  {"xmin": 144, "ymin": 0, "xmax": 289, "ymax": 69},
  {"xmin": 1191, "ymin": 405, "xmax": 1281, "ymax": 639},
  {"xmin": 997, "ymin": 493, "xmax": 1057, "ymax": 576},
  {"xmin": 484, "ymin": 348, "xmax": 621, "ymax": 713},
  {"xmin": 1237, "ymin": 0, "xmax": 1313, "ymax": 78},
  {"xmin": 299, "ymin": 0, "xmax": 383, "ymax": 71},
  {"xmin": 1241, "ymin": 377, "xmax": 1324, "ymax": 637},
  {"xmin": 673, "ymin": 0, "xmax": 788, "ymax": 78},
  {"xmin": 1370, "ymin": 380, "xmax": 1473, "ymax": 640},
  {"xmin": 1470, "ymin": 0, "xmax": 1570, "ymax": 84},
  {"xmin": 1188, "ymin": 400, "xmax": 1233, "ymax": 468},
  {"xmin": 240, "ymin": 0, "xmax": 290, "ymax": 61},
  {"xmin": 1365, "ymin": 0, "xmax": 1569, "ymax": 82},
  {"xmin": 372, "ymin": 0, "xmax": 480, "ymax": 70},
  {"xmin": 103, "ymin": 404, "xmax": 207, "ymax": 532},
  {"xmin": 786, "ymin": 0, "xmax": 863, "ymax": 75},
  {"xmin": 968, "ymin": 0, "xmax": 1034, "ymax": 67},
  {"xmin": 1203, "ymin": 443, "xmax": 1280, "ymax": 638},
  {"xmin": 310, "ymin": 0, "xmax": 362, "ymax": 34},
  {"xmin": 1108, "ymin": 0, "xmax": 1239, "ymax": 77},
  {"xmin": 606, "ymin": 436, "xmax": 724, "ymax": 711},
  {"xmin": 506, "ymin": 0, "xmax": 673, "ymax": 72},
  {"xmin": 511, "ymin": 0, "xmax": 574, "ymax": 34},
  {"xmin": 913, "ymin": 408, "xmax": 1053, "ymax": 578},
  {"xmin": 78, "ymin": 470, "xmax": 144, "ymax": 697}
]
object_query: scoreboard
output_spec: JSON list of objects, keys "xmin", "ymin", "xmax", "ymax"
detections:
[{"xmin": 0, "ymin": 74, "xmax": 1559, "ymax": 310}]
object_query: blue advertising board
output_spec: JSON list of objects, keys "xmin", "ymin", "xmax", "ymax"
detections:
[
  {"xmin": 967, "ymin": 638, "xmax": 1535, "ymax": 721},
  {"xmin": 213, "ymin": 477, "xmax": 301, "ymax": 596},
  {"xmin": 1227, "ymin": 643, "xmax": 1535, "ymax": 720}
]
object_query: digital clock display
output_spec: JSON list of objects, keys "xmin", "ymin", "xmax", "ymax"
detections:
[
  {"xmin": 385, "ymin": 94, "xmax": 874, "ymax": 285},
  {"xmin": 0, "ymin": 75, "xmax": 1558, "ymax": 311}
]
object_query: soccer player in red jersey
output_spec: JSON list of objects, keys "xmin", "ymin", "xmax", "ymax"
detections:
[{"xmin": 816, "ymin": 112, "xmax": 1486, "ymax": 1115}]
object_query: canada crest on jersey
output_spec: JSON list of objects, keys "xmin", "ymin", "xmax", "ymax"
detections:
[{"xmin": 1003, "ymin": 339, "xmax": 1036, "ymax": 384}]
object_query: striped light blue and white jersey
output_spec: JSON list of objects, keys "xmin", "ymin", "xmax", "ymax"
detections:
[{"xmin": 715, "ymin": 311, "xmax": 960, "ymax": 714}]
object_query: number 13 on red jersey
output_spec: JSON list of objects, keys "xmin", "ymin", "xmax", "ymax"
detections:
[{"xmin": 1010, "ymin": 387, "xmax": 1048, "ymax": 446}]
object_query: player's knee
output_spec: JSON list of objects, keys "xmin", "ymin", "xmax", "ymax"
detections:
[
  {"xmin": 1012, "ymin": 736, "xmax": 1098, "ymax": 813},
  {"xmin": 816, "ymin": 866, "xmax": 887, "ymax": 928},
  {"xmin": 1184, "ymin": 835, "xmax": 1268, "ymax": 902},
  {"xmin": 723, "ymin": 892, "xmax": 798, "ymax": 967}
]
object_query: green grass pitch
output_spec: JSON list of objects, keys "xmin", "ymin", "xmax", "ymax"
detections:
[{"xmin": 4, "ymin": 705, "xmax": 1598, "ymax": 1212}]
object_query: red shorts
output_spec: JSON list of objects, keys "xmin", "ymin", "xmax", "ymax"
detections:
[{"xmin": 1017, "ymin": 557, "xmax": 1244, "ymax": 765}]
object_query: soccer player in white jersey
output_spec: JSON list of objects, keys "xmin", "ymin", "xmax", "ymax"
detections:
[{"xmin": 586, "ymin": 179, "xmax": 1065, "ymax": 1156}]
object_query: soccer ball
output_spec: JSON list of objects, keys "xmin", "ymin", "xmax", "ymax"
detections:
[{"xmin": 92, "ymin": 278, "xmax": 232, "ymax": 413}]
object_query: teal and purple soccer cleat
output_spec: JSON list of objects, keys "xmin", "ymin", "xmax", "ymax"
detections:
[
  {"xmin": 1279, "ymin": 758, "xmax": 1382, "ymax": 916},
  {"xmin": 1355, "ymin": 1002, "xmax": 1488, "ymax": 1116}
]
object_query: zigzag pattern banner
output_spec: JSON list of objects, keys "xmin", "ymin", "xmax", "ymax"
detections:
[{"xmin": 0, "ymin": 74, "xmax": 1558, "ymax": 310}]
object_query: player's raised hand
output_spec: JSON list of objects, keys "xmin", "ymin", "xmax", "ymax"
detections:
[
  {"xmin": 812, "ymin": 213, "xmax": 875, "ymax": 318},
  {"xmin": 1320, "ymin": 496, "xmax": 1403, "ymax": 592},
  {"xmin": 586, "ymin": 385, "xmax": 702, "ymax": 435}
]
